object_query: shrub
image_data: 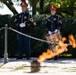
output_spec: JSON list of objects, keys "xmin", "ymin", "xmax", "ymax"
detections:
[{"xmin": 0, "ymin": 14, "xmax": 76, "ymax": 58}]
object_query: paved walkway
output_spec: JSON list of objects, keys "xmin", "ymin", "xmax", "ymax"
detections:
[{"xmin": 0, "ymin": 58, "xmax": 76, "ymax": 75}]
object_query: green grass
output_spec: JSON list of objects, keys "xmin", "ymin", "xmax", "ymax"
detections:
[
  {"xmin": 0, "ymin": 64, "xmax": 4, "ymax": 68},
  {"xmin": 11, "ymin": 64, "xmax": 26, "ymax": 71},
  {"xmin": 62, "ymin": 67, "xmax": 76, "ymax": 72},
  {"xmin": 59, "ymin": 54, "xmax": 72, "ymax": 57}
]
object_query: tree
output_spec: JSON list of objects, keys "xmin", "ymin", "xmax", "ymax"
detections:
[
  {"xmin": 43, "ymin": 0, "xmax": 76, "ymax": 16},
  {"xmin": 40, "ymin": 0, "xmax": 44, "ymax": 14},
  {"xmin": 21, "ymin": 0, "xmax": 26, "ymax": 1},
  {"xmin": 0, "ymin": 0, "xmax": 76, "ymax": 16},
  {"xmin": 0, "ymin": 0, "xmax": 26, "ymax": 15},
  {"xmin": 31, "ymin": 0, "xmax": 37, "ymax": 15},
  {"xmin": 28, "ymin": 0, "xmax": 38, "ymax": 15},
  {"xmin": 0, "ymin": 0, "xmax": 38, "ymax": 15},
  {"xmin": 1, "ymin": 0, "xmax": 18, "ymax": 15}
]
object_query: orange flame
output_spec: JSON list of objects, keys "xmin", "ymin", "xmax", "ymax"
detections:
[
  {"xmin": 38, "ymin": 42, "xmax": 68, "ymax": 62},
  {"xmin": 68, "ymin": 34, "xmax": 76, "ymax": 48},
  {"xmin": 38, "ymin": 34, "xmax": 76, "ymax": 63},
  {"xmin": 62, "ymin": 37, "xmax": 67, "ymax": 42},
  {"xmin": 38, "ymin": 49, "xmax": 54, "ymax": 62}
]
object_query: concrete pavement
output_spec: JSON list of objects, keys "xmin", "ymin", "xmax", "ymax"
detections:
[{"xmin": 0, "ymin": 58, "xmax": 76, "ymax": 75}]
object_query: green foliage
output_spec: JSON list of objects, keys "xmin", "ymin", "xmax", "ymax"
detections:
[
  {"xmin": 0, "ymin": 15, "xmax": 18, "ymax": 57},
  {"xmin": 30, "ymin": 14, "xmax": 48, "ymax": 56},
  {"xmin": 61, "ymin": 17, "xmax": 76, "ymax": 36},
  {"xmin": 31, "ymin": 14, "xmax": 76, "ymax": 57},
  {"xmin": 44, "ymin": 0, "xmax": 76, "ymax": 7},
  {"xmin": 0, "ymin": 14, "xmax": 76, "ymax": 58},
  {"xmin": 0, "ymin": 0, "xmax": 76, "ymax": 16}
]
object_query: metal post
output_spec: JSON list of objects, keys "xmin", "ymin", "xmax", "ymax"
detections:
[{"xmin": 4, "ymin": 24, "xmax": 8, "ymax": 64}]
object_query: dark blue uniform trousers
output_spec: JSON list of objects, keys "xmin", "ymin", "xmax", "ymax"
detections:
[{"xmin": 17, "ymin": 34, "xmax": 30, "ymax": 59}]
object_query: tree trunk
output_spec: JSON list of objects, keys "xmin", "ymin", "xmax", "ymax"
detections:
[
  {"xmin": 31, "ymin": 0, "xmax": 37, "ymax": 15},
  {"xmin": 40, "ymin": 0, "xmax": 44, "ymax": 14},
  {"xmin": 2, "ymin": 0, "xmax": 18, "ymax": 15},
  {"xmin": 21, "ymin": 0, "xmax": 26, "ymax": 2},
  {"xmin": 58, "ymin": 7, "xmax": 75, "ymax": 16}
]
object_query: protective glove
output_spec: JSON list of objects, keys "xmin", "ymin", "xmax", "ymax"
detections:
[
  {"xmin": 54, "ymin": 29, "xmax": 58, "ymax": 33},
  {"xmin": 48, "ymin": 31, "xmax": 52, "ymax": 35},
  {"xmin": 19, "ymin": 23, "xmax": 26, "ymax": 28}
]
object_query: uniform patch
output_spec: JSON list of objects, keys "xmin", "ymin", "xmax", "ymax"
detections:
[
  {"xmin": 14, "ymin": 18, "xmax": 17, "ymax": 22},
  {"xmin": 19, "ymin": 15, "xmax": 21, "ymax": 18},
  {"xmin": 29, "ymin": 18, "xmax": 33, "ymax": 22},
  {"xmin": 59, "ymin": 20, "xmax": 62, "ymax": 24},
  {"xmin": 53, "ymin": 18, "xmax": 56, "ymax": 21},
  {"xmin": 24, "ymin": 16, "xmax": 27, "ymax": 19}
]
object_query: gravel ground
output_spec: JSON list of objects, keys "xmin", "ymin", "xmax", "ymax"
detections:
[{"xmin": 0, "ymin": 58, "xmax": 76, "ymax": 75}]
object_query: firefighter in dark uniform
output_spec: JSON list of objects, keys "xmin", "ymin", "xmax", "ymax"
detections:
[
  {"xmin": 45, "ymin": 5, "xmax": 62, "ymax": 60},
  {"xmin": 14, "ymin": 2, "xmax": 36, "ymax": 60}
]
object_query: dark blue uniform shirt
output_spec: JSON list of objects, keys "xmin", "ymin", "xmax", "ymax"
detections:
[
  {"xmin": 46, "ymin": 15, "xmax": 62, "ymax": 32},
  {"xmin": 15, "ymin": 12, "xmax": 33, "ymax": 34}
]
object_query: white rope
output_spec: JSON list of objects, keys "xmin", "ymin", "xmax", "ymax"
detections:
[
  {"xmin": 9, "ymin": 27, "xmax": 55, "ymax": 44},
  {"xmin": 0, "ymin": 26, "xmax": 75, "ymax": 48},
  {"xmin": 8, "ymin": 27, "xmax": 76, "ymax": 46},
  {"xmin": 0, "ymin": 27, "xmax": 4, "ymax": 31}
]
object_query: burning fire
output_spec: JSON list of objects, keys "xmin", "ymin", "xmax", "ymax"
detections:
[
  {"xmin": 38, "ymin": 34, "xmax": 76, "ymax": 63},
  {"xmin": 68, "ymin": 34, "xmax": 76, "ymax": 48}
]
